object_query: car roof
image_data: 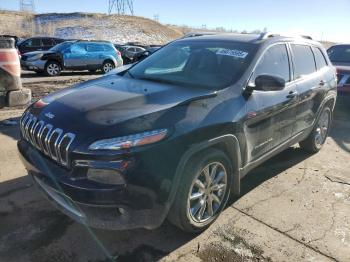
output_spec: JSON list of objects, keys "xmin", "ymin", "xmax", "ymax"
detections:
[{"xmin": 178, "ymin": 32, "xmax": 323, "ymax": 47}]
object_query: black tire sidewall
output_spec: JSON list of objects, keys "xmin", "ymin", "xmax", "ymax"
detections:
[
  {"xmin": 300, "ymin": 106, "xmax": 332, "ymax": 153},
  {"xmin": 314, "ymin": 107, "xmax": 331, "ymax": 150}
]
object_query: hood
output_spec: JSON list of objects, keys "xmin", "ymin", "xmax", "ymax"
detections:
[
  {"xmin": 22, "ymin": 50, "xmax": 55, "ymax": 56},
  {"xmin": 30, "ymin": 75, "xmax": 216, "ymax": 140}
]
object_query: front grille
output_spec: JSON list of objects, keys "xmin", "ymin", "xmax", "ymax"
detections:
[{"xmin": 20, "ymin": 112, "xmax": 76, "ymax": 168}]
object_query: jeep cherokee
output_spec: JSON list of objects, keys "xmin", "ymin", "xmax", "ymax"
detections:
[{"xmin": 18, "ymin": 33, "xmax": 337, "ymax": 233}]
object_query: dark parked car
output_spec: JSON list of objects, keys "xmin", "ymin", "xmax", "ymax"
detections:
[
  {"xmin": 114, "ymin": 45, "xmax": 146, "ymax": 64},
  {"xmin": 132, "ymin": 45, "xmax": 162, "ymax": 63},
  {"xmin": 17, "ymin": 37, "xmax": 65, "ymax": 55},
  {"xmin": 18, "ymin": 33, "xmax": 337, "ymax": 233},
  {"xmin": 21, "ymin": 40, "xmax": 123, "ymax": 76},
  {"xmin": 327, "ymin": 44, "xmax": 350, "ymax": 95}
]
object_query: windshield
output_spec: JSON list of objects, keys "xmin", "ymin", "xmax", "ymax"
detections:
[
  {"xmin": 49, "ymin": 41, "xmax": 73, "ymax": 52},
  {"xmin": 327, "ymin": 45, "xmax": 350, "ymax": 63},
  {"xmin": 128, "ymin": 40, "xmax": 258, "ymax": 90}
]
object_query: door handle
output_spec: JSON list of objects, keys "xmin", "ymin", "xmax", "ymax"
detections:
[
  {"xmin": 286, "ymin": 91, "xmax": 297, "ymax": 99},
  {"xmin": 319, "ymin": 80, "xmax": 325, "ymax": 86}
]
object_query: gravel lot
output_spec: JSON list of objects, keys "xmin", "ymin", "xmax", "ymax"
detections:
[{"xmin": 0, "ymin": 74, "xmax": 349, "ymax": 262}]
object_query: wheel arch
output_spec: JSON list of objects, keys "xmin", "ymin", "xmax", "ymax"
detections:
[
  {"xmin": 168, "ymin": 134, "xmax": 242, "ymax": 212},
  {"xmin": 102, "ymin": 57, "xmax": 117, "ymax": 66},
  {"xmin": 45, "ymin": 59, "xmax": 63, "ymax": 69}
]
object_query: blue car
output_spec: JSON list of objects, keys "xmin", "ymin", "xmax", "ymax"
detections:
[{"xmin": 21, "ymin": 40, "xmax": 123, "ymax": 76}]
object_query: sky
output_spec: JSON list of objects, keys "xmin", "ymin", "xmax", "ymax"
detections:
[{"xmin": 1, "ymin": 0, "xmax": 349, "ymax": 42}]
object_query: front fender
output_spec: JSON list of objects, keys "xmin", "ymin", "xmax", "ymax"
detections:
[{"xmin": 167, "ymin": 134, "xmax": 242, "ymax": 213}]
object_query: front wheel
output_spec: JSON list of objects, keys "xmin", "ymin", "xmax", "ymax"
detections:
[
  {"xmin": 102, "ymin": 61, "xmax": 115, "ymax": 74},
  {"xmin": 299, "ymin": 106, "xmax": 331, "ymax": 153},
  {"xmin": 45, "ymin": 61, "xmax": 61, "ymax": 76},
  {"xmin": 168, "ymin": 149, "xmax": 232, "ymax": 233}
]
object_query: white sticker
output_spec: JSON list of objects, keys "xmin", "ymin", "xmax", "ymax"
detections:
[{"xmin": 216, "ymin": 49, "xmax": 249, "ymax": 58}]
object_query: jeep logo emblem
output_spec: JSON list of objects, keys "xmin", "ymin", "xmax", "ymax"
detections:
[{"xmin": 45, "ymin": 112, "xmax": 55, "ymax": 119}]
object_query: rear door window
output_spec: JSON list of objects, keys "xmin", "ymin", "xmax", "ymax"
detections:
[
  {"xmin": 291, "ymin": 45, "xmax": 316, "ymax": 79},
  {"xmin": 42, "ymin": 38, "xmax": 53, "ymax": 46},
  {"xmin": 313, "ymin": 47, "xmax": 328, "ymax": 70},
  {"xmin": 254, "ymin": 44, "xmax": 290, "ymax": 82},
  {"xmin": 87, "ymin": 44, "xmax": 105, "ymax": 52}
]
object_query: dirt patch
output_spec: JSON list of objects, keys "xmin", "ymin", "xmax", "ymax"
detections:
[{"xmin": 24, "ymin": 78, "xmax": 87, "ymax": 101}]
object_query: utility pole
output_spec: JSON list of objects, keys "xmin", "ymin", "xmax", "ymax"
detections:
[
  {"xmin": 20, "ymin": 0, "xmax": 35, "ymax": 13},
  {"xmin": 153, "ymin": 14, "xmax": 159, "ymax": 22},
  {"xmin": 108, "ymin": 0, "xmax": 134, "ymax": 15}
]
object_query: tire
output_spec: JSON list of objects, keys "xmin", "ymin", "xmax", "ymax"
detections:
[
  {"xmin": 168, "ymin": 149, "xmax": 233, "ymax": 233},
  {"xmin": 102, "ymin": 60, "xmax": 115, "ymax": 74},
  {"xmin": 45, "ymin": 61, "xmax": 61, "ymax": 77},
  {"xmin": 35, "ymin": 70, "xmax": 44, "ymax": 75},
  {"xmin": 299, "ymin": 106, "xmax": 332, "ymax": 153}
]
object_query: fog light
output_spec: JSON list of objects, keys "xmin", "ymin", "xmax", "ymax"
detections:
[{"xmin": 87, "ymin": 169, "xmax": 125, "ymax": 185}]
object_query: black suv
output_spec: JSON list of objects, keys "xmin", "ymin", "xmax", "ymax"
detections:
[
  {"xmin": 17, "ymin": 37, "xmax": 65, "ymax": 55},
  {"xmin": 18, "ymin": 33, "xmax": 337, "ymax": 233}
]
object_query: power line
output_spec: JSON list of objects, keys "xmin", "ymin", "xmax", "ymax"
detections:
[
  {"xmin": 108, "ymin": 0, "xmax": 134, "ymax": 15},
  {"xmin": 20, "ymin": 0, "xmax": 35, "ymax": 13}
]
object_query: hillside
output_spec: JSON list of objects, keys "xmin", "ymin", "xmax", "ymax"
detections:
[{"xmin": 0, "ymin": 11, "xmax": 183, "ymax": 45}]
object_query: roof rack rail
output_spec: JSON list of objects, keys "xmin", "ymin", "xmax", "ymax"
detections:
[
  {"xmin": 182, "ymin": 31, "xmax": 221, "ymax": 39},
  {"xmin": 76, "ymin": 39, "xmax": 111, "ymax": 43},
  {"xmin": 258, "ymin": 32, "xmax": 280, "ymax": 40},
  {"xmin": 258, "ymin": 32, "xmax": 313, "ymax": 40}
]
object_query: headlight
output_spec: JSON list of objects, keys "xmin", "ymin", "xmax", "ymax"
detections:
[
  {"xmin": 89, "ymin": 129, "xmax": 168, "ymax": 150},
  {"xmin": 27, "ymin": 54, "xmax": 43, "ymax": 61}
]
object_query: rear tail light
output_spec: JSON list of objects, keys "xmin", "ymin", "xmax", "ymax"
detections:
[{"xmin": 116, "ymin": 50, "xmax": 121, "ymax": 57}]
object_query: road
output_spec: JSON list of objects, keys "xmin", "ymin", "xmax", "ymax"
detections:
[{"xmin": 0, "ymin": 74, "xmax": 349, "ymax": 261}]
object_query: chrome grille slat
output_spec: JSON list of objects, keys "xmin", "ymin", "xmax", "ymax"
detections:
[
  {"xmin": 48, "ymin": 128, "xmax": 63, "ymax": 161},
  {"xmin": 43, "ymin": 124, "xmax": 53, "ymax": 156},
  {"xmin": 20, "ymin": 113, "xmax": 76, "ymax": 168}
]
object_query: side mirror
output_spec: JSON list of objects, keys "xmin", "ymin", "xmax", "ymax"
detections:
[{"xmin": 247, "ymin": 74, "xmax": 286, "ymax": 92}]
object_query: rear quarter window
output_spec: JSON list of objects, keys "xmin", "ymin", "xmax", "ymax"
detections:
[
  {"xmin": 103, "ymin": 45, "xmax": 115, "ymax": 52},
  {"xmin": 291, "ymin": 45, "xmax": 316, "ymax": 79},
  {"xmin": 313, "ymin": 47, "xmax": 328, "ymax": 70}
]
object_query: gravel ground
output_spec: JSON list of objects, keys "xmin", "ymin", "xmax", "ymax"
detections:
[{"xmin": 0, "ymin": 74, "xmax": 349, "ymax": 262}]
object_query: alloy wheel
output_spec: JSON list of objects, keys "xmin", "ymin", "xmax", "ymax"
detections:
[
  {"xmin": 103, "ymin": 62, "xmax": 114, "ymax": 73},
  {"xmin": 314, "ymin": 109, "xmax": 330, "ymax": 148},
  {"xmin": 47, "ymin": 63, "xmax": 60, "ymax": 76},
  {"xmin": 187, "ymin": 162, "xmax": 227, "ymax": 223}
]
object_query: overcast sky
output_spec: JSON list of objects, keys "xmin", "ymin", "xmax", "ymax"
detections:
[{"xmin": 1, "ymin": 0, "xmax": 349, "ymax": 43}]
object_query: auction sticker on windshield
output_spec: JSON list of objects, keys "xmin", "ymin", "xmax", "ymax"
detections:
[{"xmin": 216, "ymin": 49, "xmax": 249, "ymax": 58}]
